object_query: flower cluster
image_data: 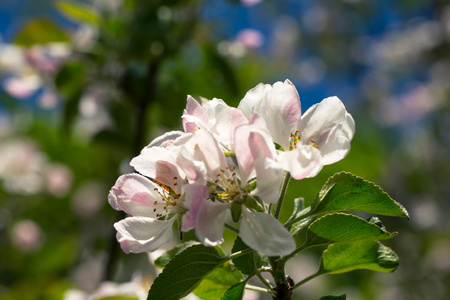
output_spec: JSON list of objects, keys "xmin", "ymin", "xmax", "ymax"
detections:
[{"xmin": 108, "ymin": 79, "xmax": 354, "ymax": 256}]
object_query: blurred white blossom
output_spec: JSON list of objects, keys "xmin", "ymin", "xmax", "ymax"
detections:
[
  {"xmin": 236, "ymin": 29, "xmax": 264, "ymax": 49},
  {"xmin": 44, "ymin": 163, "xmax": 73, "ymax": 197},
  {"xmin": 0, "ymin": 42, "xmax": 70, "ymax": 102},
  {"xmin": 10, "ymin": 219, "xmax": 44, "ymax": 253},
  {"xmin": 71, "ymin": 182, "xmax": 105, "ymax": 217},
  {"xmin": 64, "ymin": 273, "xmax": 150, "ymax": 300},
  {"xmin": 0, "ymin": 138, "xmax": 46, "ymax": 195}
]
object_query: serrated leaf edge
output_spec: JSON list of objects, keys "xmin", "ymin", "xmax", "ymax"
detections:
[{"xmin": 311, "ymin": 171, "xmax": 409, "ymax": 218}]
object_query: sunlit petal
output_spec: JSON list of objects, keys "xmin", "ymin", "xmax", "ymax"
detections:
[
  {"xmin": 240, "ymin": 209, "xmax": 296, "ymax": 256},
  {"xmin": 181, "ymin": 183, "xmax": 210, "ymax": 232},
  {"xmin": 114, "ymin": 216, "xmax": 176, "ymax": 253},
  {"xmin": 109, "ymin": 173, "xmax": 163, "ymax": 218},
  {"xmin": 277, "ymin": 146, "xmax": 322, "ymax": 179},
  {"xmin": 195, "ymin": 199, "xmax": 229, "ymax": 247}
]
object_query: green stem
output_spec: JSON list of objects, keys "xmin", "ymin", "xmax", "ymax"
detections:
[
  {"xmin": 269, "ymin": 256, "xmax": 286, "ymax": 284},
  {"xmin": 280, "ymin": 242, "xmax": 311, "ymax": 264},
  {"xmin": 224, "ymin": 222, "xmax": 239, "ymax": 234},
  {"xmin": 274, "ymin": 172, "xmax": 291, "ymax": 219},
  {"xmin": 292, "ymin": 271, "xmax": 324, "ymax": 290},
  {"xmin": 226, "ymin": 248, "xmax": 253, "ymax": 261},
  {"xmin": 268, "ymin": 256, "xmax": 297, "ymax": 299},
  {"xmin": 257, "ymin": 273, "xmax": 274, "ymax": 292},
  {"xmin": 245, "ymin": 284, "xmax": 272, "ymax": 294}
]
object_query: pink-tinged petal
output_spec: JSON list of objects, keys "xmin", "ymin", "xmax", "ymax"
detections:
[
  {"xmin": 108, "ymin": 189, "xmax": 120, "ymax": 211},
  {"xmin": 181, "ymin": 114, "xmax": 208, "ymax": 132},
  {"xmin": 203, "ymin": 98, "xmax": 248, "ymax": 149},
  {"xmin": 167, "ymin": 132, "xmax": 194, "ymax": 154},
  {"xmin": 234, "ymin": 125, "xmax": 254, "ymax": 184},
  {"xmin": 234, "ymin": 120, "xmax": 276, "ymax": 184},
  {"xmin": 263, "ymin": 80, "xmax": 301, "ymax": 149},
  {"xmin": 319, "ymin": 113, "xmax": 355, "ymax": 165},
  {"xmin": 109, "ymin": 173, "xmax": 164, "ymax": 218},
  {"xmin": 181, "ymin": 183, "xmax": 210, "ymax": 232},
  {"xmin": 277, "ymin": 146, "xmax": 322, "ymax": 180},
  {"xmin": 114, "ymin": 216, "xmax": 175, "ymax": 253},
  {"xmin": 130, "ymin": 147, "xmax": 183, "ymax": 185},
  {"xmin": 238, "ymin": 80, "xmax": 301, "ymax": 150},
  {"xmin": 195, "ymin": 200, "xmax": 229, "ymax": 247},
  {"xmin": 248, "ymin": 112, "xmax": 268, "ymax": 129},
  {"xmin": 251, "ymin": 158, "xmax": 284, "ymax": 204},
  {"xmin": 183, "ymin": 95, "xmax": 209, "ymax": 133},
  {"xmin": 130, "ymin": 147, "xmax": 170, "ymax": 178},
  {"xmin": 248, "ymin": 128, "xmax": 277, "ymax": 160},
  {"xmin": 240, "ymin": 209, "xmax": 296, "ymax": 256},
  {"xmin": 299, "ymin": 96, "xmax": 355, "ymax": 165},
  {"xmin": 153, "ymin": 160, "xmax": 183, "ymax": 190},
  {"xmin": 299, "ymin": 96, "xmax": 346, "ymax": 145},
  {"xmin": 238, "ymin": 83, "xmax": 270, "ymax": 118},
  {"xmin": 177, "ymin": 148, "xmax": 208, "ymax": 184},
  {"xmin": 300, "ymin": 96, "xmax": 345, "ymax": 132},
  {"xmin": 188, "ymin": 128, "xmax": 228, "ymax": 178},
  {"xmin": 145, "ymin": 131, "xmax": 185, "ymax": 148}
]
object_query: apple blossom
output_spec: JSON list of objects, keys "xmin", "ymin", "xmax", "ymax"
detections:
[
  {"xmin": 238, "ymin": 79, "xmax": 355, "ymax": 179},
  {"xmin": 109, "ymin": 172, "xmax": 210, "ymax": 253},
  {"xmin": 109, "ymin": 79, "xmax": 353, "ymax": 258},
  {"xmin": 108, "ymin": 173, "xmax": 181, "ymax": 253},
  {"xmin": 177, "ymin": 125, "xmax": 296, "ymax": 256},
  {"xmin": 109, "ymin": 133, "xmax": 210, "ymax": 253},
  {"xmin": 182, "ymin": 96, "xmax": 248, "ymax": 153}
]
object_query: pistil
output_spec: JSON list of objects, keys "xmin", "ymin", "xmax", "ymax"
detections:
[
  {"xmin": 289, "ymin": 130, "xmax": 319, "ymax": 150},
  {"xmin": 213, "ymin": 165, "xmax": 247, "ymax": 203}
]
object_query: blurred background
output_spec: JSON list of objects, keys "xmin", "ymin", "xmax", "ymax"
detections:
[{"xmin": 0, "ymin": 0, "xmax": 449, "ymax": 299}]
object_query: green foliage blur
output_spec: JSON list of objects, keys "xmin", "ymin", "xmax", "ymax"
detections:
[{"xmin": 0, "ymin": 0, "xmax": 449, "ymax": 299}]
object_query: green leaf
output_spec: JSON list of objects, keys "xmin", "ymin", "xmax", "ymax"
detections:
[
  {"xmin": 147, "ymin": 244, "xmax": 227, "ymax": 300},
  {"xmin": 367, "ymin": 216, "xmax": 387, "ymax": 231},
  {"xmin": 286, "ymin": 198, "xmax": 317, "ymax": 236},
  {"xmin": 310, "ymin": 172, "xmax": 409, "ymax": 218},
  {"xmin": 56, "ymin": 1, "xmax": 100, "ymax": 25},
  {"xmin": 231, "ymin": 201, "xmax": 242, "ymax": 223},
  {"xmin": 286, "ymin": 197, "xmax": 305, "ymax": 224},
  {"xmin": 221, "ymin": 281, "xmax": 246, "ymax": 300},
  {"xmin": 319, "ymin": 295, "xmax": 346, "ymax": 300},
  {"xmin": 244, "ymin": 196, "xmax": 264, "ymax": 212},
  {"xmin": 193, "ymin": 261, "xmax": 243, "ymax": 300},
  {"xmin": 154, "ymin": 241, "xmax": 200, "ymax": 268},
  {"xmin": 231, "ymin": 236, "xmax": 268, "ymax": 275},
  {"xmin": 15, "ymin": 19, "xmax": 69, "ymax": 46},
  {"xmin": 305, "ymin": 213, "xmax": 397, "ymax": 247},
  {"xmin": 319, "ymin": 240, "xmax": 399, "ymax": 274},
  {"xmin": 288, "ymin": 207, "xmax": 315, "ymax": 237}
]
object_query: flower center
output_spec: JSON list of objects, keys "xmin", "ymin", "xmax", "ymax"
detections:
[
  {"xmin": 289, "ymin": 130, "xmax": 319, "ymax": 150},
  {"xmin": 152, "ymin": 177, "xmax": 182, "ymax": 218},
  {"xmin": 212, "ymin": 166, "xmax": 247, "ymax": 203}
]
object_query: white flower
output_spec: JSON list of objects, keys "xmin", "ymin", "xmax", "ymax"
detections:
[
  {"xmin": 238, "ymin": 79, "xmax": 355, "ymax": 178},
  {"xmin": 178, "ymin": 126, "xmax": 295, "ymax": 256},
  {"xmin": 109, "ymin": 133, "xmax": 209, "ymax": 253},
  {"xmin": 182, "ymin": 96, "xmax": 248, "ymax": 153}
]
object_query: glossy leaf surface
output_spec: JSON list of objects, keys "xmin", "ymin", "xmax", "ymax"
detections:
[
  {"xmin": 310, "ymin": 172, "xmax": 409, "ymax": 218},
  {"xmin": 319, "ymin": 240, "xmax": 399, "ymax": 274}
]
